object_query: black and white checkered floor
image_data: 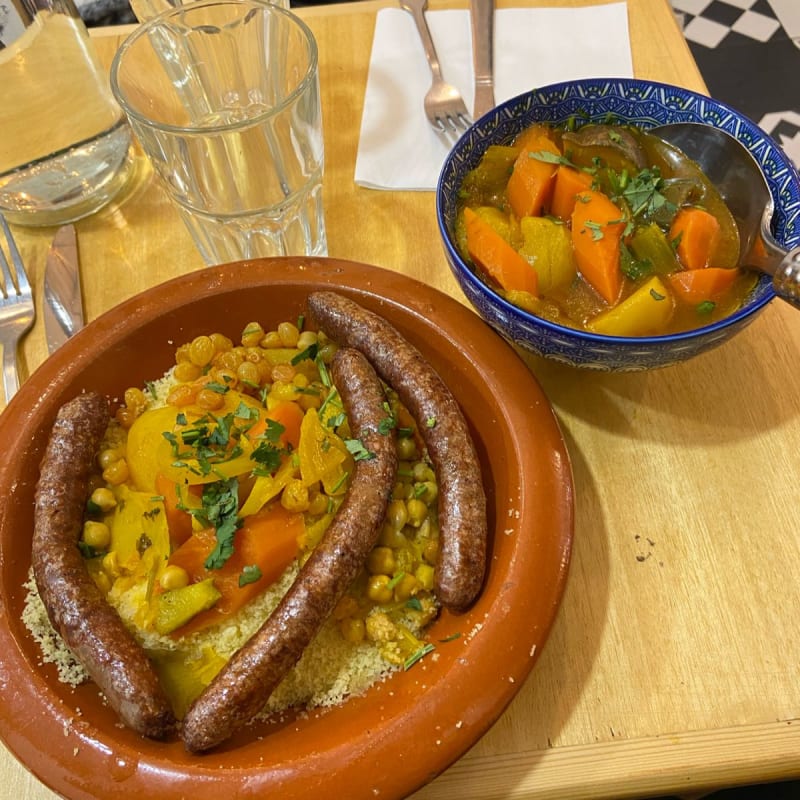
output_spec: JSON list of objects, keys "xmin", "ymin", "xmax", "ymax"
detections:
[{"xmin": 670, "ymin": 0, "xmax": 800, "ymax": 167}]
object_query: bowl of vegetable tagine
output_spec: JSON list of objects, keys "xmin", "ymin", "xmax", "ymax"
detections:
[{"xmin": 437, "ymin": 77, "xmax": 800, "ymax": 371}]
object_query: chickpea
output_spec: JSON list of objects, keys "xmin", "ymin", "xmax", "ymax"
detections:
[
  {"xmin": 333, "ymin": 594, "xmax": 359, "ymax": 620},
  {"xmin": 102, "ymin": 551, "xmax": 120, "ymax": 578},
  {"xmin": 339, "ymin": 617, "xmax": 366, "ymax": 644},
  {"xmin": 114, "ymin": 406, "xmax": 138, "ymax": 429},
  {"xmin": 159, "ymin": 565, "xmax": 190, "ymax": 591},
  {"xmin": 260, "ymin": 330, "xmax": 282, "ymax": 349},
  {"xmin": 216, "ymin": 348, "xmax": 244, "ymax": 372},
  {"xmin": 237, "ymin": 361, "xmax": 261, "ymax": 388},
  {"xmin": 195, "ymin": 388, "xmax": 226, "ymax": 411},
  {"xmin": 166, "ymin": 383, "xmax": 197, "ymax": 408},
  {"xmin": 415, "ymin": 563, "xmax": 435, "ymax": 591},
  {"xmin": 238, "ymin": 322, "xmax": 262, "ymax": 347},
  {"xmin": 189, "ymin": 335, "xmax": 215, "ymax": 367},
  {"xmin": 413, "ymin": 462, "xmax": 435, "ymax": 483},
  {"xmin": 174, "ymin": 361, "xmax": 202, "ymax": 383},
  {"xmin": 281, "ymin": 479, "xmax": 310, "ymax": 513},
  {"xmin": 271, "ymin": 363, "xmax": 296, "ymax": 384},
  {"xmin": 393, "ymin": 573, "xmax": 420, "ymax": 602},
  {"xmin": 422, "ymin": 539, "xmax": 439, "ymax": 565},
  {"xmin": 416, "ymin": 480, "xmax": 438, "ymax": 505},
  {"xmin": 397, "ymin": 436, "xmax": 417, "ymax": 460},
  {"xmin": 97, "ymin": 447, "xmax": 122, "ymax": 471},
  {"xmin": 307, "ymin": 490, "xmax": 329, "ymax": 517},
  {"xmin": 82, "ymin": 521, "xmax": 111, "ymax": 550},
  {"xmin": 366, "ymin": 574, "xmax": 393, "ymax": 604},
  {"xmin": 102, "ymin": 458, "xmax": 130, "ymax": 486},
  {"xmin": 277, "ymin": 321, "xmax": 300, "ymax": 348},
  {"xmin": 175, "ymin": 343, "xmax": 192, "ymax": 364},
  {"xmin": 366, "ymin": 546, "xmax": 396, "ymax": 576},
  {"xmin": 210, "ymin": 332, "xmax": 233, "ymax": 354},
  {"xmin": 378, "ymin": 524, "xmax": 407, "ymax": 550},
  {"xmin": 407, "ymin": 497, "xmax": 428, "ymax": 527},
  {"xmin": 90, "ymin": 487, "xmax": 117, "ymax": 513},
  {"xmin": 296, "ymin": 330, "xmax": 318, "ymax": 351},
  {"xmin": 386, "ymin": 499, "xmax": 408, "ymax": 531}
]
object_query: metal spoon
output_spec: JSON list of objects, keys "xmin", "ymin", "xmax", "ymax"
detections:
[{"xmin": 653, "ymin": 122, "xmax": 800, "ymax": 310}]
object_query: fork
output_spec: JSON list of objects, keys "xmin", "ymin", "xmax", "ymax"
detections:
[
  {"xmin": 0, "ymin": 215, "xmax": 35, "ymax": 404},
  {"xmin": 399, "ymin": 0, "xmax": 472, "ymax": 137}
]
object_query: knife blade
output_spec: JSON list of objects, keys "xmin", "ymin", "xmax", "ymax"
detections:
[
  {"xmin": 469, "ymin": 0, "xmax": 495, "ymax": 118},
  {"xmin": 43, "ymin": 224, "xmax": 84, "ymax": 353}
]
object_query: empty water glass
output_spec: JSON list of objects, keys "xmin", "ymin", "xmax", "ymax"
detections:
[{"xmin": 110, "ymin": 0, "xmax": 327, "ymax": 265}]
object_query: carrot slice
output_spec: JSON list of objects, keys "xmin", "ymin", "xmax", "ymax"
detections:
[
  {"xmin": 550, "ymin": 165, "xmax": 594, "ymax": 221},
  {"xmin": 506, "ymin": 133, "xmax": 561, "ymax": 218},
  {"xmin": 155, "ymin": 473, "xmax": 197, "ymax": 548},
  {"xmin": 670, "ymin": 207, "xmax": 721, "ymax": 270},
  {"xmin": 668, "ymin": 267, "xmax": 739, "ymax": 305},
  {"xmin": 167, "ymin": 503, "xmax": 304, "ymax": 636},
  {"xmin": 464, "ymin": 207, "xmax": 538, "ymax": 295},
  {"xmin": 570, "ymin": 190, "xmax": 626, "ymax": 305}
]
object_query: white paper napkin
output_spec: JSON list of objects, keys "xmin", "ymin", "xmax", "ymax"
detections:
[{"xmin": 355, "ymin": 3, "xmax": 634, "ymax": 191}]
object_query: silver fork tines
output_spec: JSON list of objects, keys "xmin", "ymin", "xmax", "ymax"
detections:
[
  {"xmin": 399, "ymin": 0, "xmax": 472, "ymax": 139},
  {"xmin": 0, "ymin": 215, "xmax": 35, "ymax": 404}
]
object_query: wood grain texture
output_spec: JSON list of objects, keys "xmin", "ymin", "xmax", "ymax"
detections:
[{"xmin": 2, "ymin": 1, "xmax": 798, "ymax": 799}]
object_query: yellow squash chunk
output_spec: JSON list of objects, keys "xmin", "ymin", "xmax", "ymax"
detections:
[{"xmin": 588, "ymin": 276, "xmax": 675, "ymax": 336}]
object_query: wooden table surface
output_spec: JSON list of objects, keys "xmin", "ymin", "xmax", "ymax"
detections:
[{"xmin": 2, "ymin": 1, "xmax": 799, "ymax": 798}]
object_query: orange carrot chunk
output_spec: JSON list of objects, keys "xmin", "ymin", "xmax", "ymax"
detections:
[
  {"xmin": 464, "ymin": 207, "xmax": 538, "ymax": 296},
  {"xmin": 670, "ymin": 207, "xmax": 721, "ymax": 270},
  {"xmin": 668, "ymin": 267, "xmax": 739, "ymax": 306},
  {"xmin": 505, "ymin": 133, "xmax": 561, "ymax": 218},
  {"xmin": 570, "ymin": 189, "xmax": 626, "ymax": 305},
  {"xmin": 550, "ymin": 165, "xmax": 594, "ymax": 221},
  {"xmin": 166, "ymin": 503, "xmax": 304, "ymax": 636}
]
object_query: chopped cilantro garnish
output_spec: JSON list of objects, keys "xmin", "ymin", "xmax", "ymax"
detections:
[
  {"xmin": 696, "ymin": 300, "xmax": 716, "ymax": 315},
  {"xmin": 344, "ymin": 438, "xmax": 375, "ymax": 461},
  {"xmin": 186, "ymin": 478, "xmax": 241, "ymax": 570},
  {"xmin": 404, "ymin": 642, "xmax": 435, "ymax": 670},
  {"xmin": 650, "ymin": 288, "xmax": 667, "ymax": 301},
  {"xmin": 239, "ymin": 564, "xmax": 263, "ymax": 587},
  {"xmin": 291, "ymin": 342, "xmax": 319, "ymax": 365}
]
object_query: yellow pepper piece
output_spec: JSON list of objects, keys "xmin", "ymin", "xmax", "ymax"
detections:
[
  {"xmin": 587, "ymin": 276, "xmax": 675, "ymax": 336},
  {"xmin": 298, "ymin": 407, "xmax": 351, "ymax": 493},
  {"xmin": 154, "ymin": 578, "xmax": 222, "ymax": 636},
  {"xmin": 238, "ymin": 456, "xmax": 298, "ymax": 517}
]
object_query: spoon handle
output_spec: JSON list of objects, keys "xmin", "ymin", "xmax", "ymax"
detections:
[{"xmin": 773, "ymin": 250, "xmax": 800, "ymax": 310}]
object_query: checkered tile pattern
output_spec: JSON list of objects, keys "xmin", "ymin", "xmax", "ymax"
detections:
[{"xmin": 672, "ymin": 0, "xmax": 783, "ymax": 48}]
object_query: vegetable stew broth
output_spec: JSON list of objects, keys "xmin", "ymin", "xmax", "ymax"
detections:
[{"xmin": 455, "ymin": 123, "xmax": 758, "ymax": 336}]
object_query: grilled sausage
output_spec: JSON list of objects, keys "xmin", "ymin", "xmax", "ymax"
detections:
[
  {"xmin": 307, "ymin": 291, "xmax": 487, "ymax": 614},
  {"xmin": 182, "ymin": 347, "xmax": 397, "ymax": 753},
  {"xmin": 33, "ymin": 392, "xmax": 176, "ymax": 740}
]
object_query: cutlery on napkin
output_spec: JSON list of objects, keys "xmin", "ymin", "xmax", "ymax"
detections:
[
  {"xmin": 44, "ymin": 224, "xmax": 84, "ymax": 353},
  {"xmin": 355, "ymin": 3, "xmax": 634, "ymax": 191}
]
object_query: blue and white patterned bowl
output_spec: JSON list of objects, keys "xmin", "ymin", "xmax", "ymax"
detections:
[{"xmin": 436, "ymin": 78, "xmax": 800, "ymax": 371}]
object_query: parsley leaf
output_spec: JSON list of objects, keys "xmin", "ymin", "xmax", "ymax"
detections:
[
  {"xmin": 344, "ymin": 438, "xmax": 375, "ymax": 461},
  {"xmin": 239, "ymin": 564, "xmax": 263, "ymax": 587},
  {"xmin": 191, "ymin": 478, "xmax": 241, "ymax": 570}
]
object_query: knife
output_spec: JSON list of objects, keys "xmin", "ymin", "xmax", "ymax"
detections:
[
  {"xmin": 469, "ymin": 0, "xmax": 495, "ymax": 118},
  {"xmin": 43, "ymin": 224, "xmax": 84, "ymax": 353}
]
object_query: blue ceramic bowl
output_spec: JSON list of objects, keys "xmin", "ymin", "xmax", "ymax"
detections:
[{"xmin": 437, "ymin": 78, "xmax": 800, "ymax": 371}]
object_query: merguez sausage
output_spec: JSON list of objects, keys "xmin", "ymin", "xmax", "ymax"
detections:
[
  {"xmin": 33, "ymin": 392, "xmax": 176, "ymax": 740},
  {"xmin": 182, "ymin": 347, "xmax": 397, "ymax": 753},
  {"xmin": 307, "ymin": 291, "xmax": 487, "ymax": 614}
]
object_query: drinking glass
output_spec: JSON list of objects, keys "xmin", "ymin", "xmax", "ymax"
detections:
[
  {"xmin": 128, "ymin": 0, "xmax": 288, "ymax": 23},
  {"xmin": 110, "ymin": 0, "xmax": 327, "ymax": 265},
  {"xmin": 0, "ymin": 0, "xmax": 133, "ymax": 226}
]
